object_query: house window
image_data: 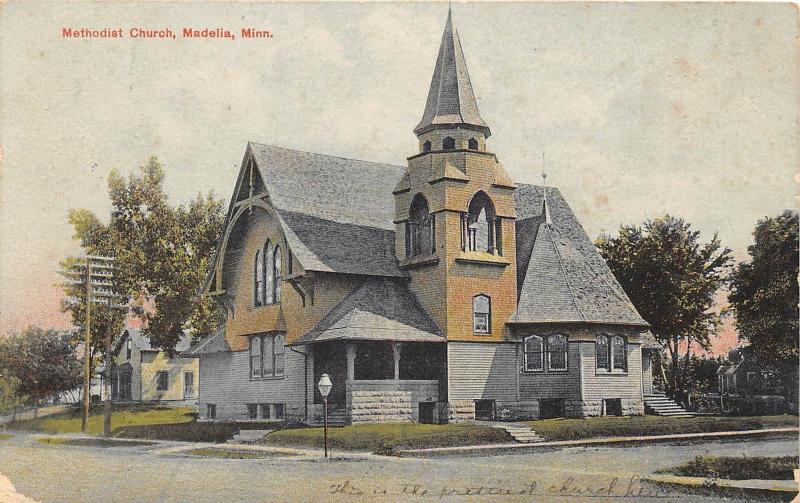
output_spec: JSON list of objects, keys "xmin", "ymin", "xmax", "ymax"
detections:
[
  {"xmin": 596, "ymin": 335, "xmax": 627, "ymax": 372},
  {"xmin": 463, "ymin": 192, "xmax": 497, "ymax": 253},
  {"xmin": 523, "ymin": 335, "xmax": 543, "ymax": 372},
  {"xmin": 206, "ymin": 403, "xmax": 216, "ymax": 420},
  {"xmin": 250, "ymin": 336, "xmax": 262, "ymax": 378},
  {"xmin": 273, "ymin": 245, "xmax": 282, "ymax": 302},
  {"xmin": 442, "ymin": 137, "xmax": 455, "ymax": 150},
  {"xmin": 247, "ymin": 403, "xmax": 258, "ymax": 420},
  {"xmin": 473, "ymin": 295, "xmax": 491, "ymax": 334},
  {"xmin": 249, "ymin": 333, "xmax": 285, "ymax": 379},
  {"xmin": 264, "ymin": 240, "xmax": 274, "ymax": 304},
  {"xmin": 254, "ymin": 249, "xmax": 264, "ymax": 307},
  {"xmin": 596, "ymin": 335, "xmax": 609, "ymax": 370},
  {"xmin": 274, "ymin": 403, "xmax": 285, "ymax": 420},
  {"xmin": 260, "ymin": 404, "xmax": 271, "ymax": 419},
  {"xmin": 547, "ymin": 334, "xmax": 568, "ymax": 371},
  {"xmin": 126, "ymin": 339, "xmax": 131, "ymax": 360},
  {"xmin": 407, "ymin": 194, "xmax": 434, "ymax": 257},
  {"xmin": 423, "ymin": 140, "xmax": 431, "ymax": 152},
  {"xmin": 156, "ymin": 371, "xmax": 169, "ymax": 391},
  {"xmin": 612, "ymin": 336, "xmax": 627, "ymax": 371},
  {"xmin": 468, "ymin": 138, "xmax": 479, "ymax": 150}
]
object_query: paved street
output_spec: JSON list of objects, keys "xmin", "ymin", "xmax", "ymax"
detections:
[{"xmin": 0, "ymin": 433, "xmax": 796, "ymax": 502}]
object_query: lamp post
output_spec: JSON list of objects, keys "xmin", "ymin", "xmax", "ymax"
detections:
[{"xmin": 317, "ymin": 373, "xmax": 332, "ymax": 458}]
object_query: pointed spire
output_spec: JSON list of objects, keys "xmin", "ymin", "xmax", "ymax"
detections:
[
  {"xmin": 541, "ymin": 156, "xmax": 552, "ymax": 225},
  {"xmin": 414, "ymin": 8, "xmax": 491, "ymax": 138}
]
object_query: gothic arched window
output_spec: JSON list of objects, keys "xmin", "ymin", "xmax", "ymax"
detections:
[
  {"xmin": 612, "ymin": 336, "xmax": 627, "ymax": 371},
  {"xmin": 254, "ymin": 249, "xmax": 264, "ymax": 307},
  {"xmin": 442, "ymin": 137, "xmax": 455, "ymax": 150},
  {"xmin": 596, "ymin": 335, "xmax": 610, "ymax": 370},
  {"xmin": 273, "ymin": 245, "xmax": 282, "ymax": 303},
  {"xmin": 423, "ymin": 140, "xmax": 431, "ymax": 152},
  {"xmin": 523, "ymin": 335, "xmax": 543, "ymax": 372},
  {"xmin": 264, "ymin": 239, "xmax": 274, "ymax": 304},
  {"xmin": 473, "ymin": 294, "xmax": 491, "ymax": 334},
  {"xmin": 468, "ymin": 138, "xmax": 479, "ymax": 150},
  {"xmin": 547, "ymin": 334, "xmax": 568, "ymax": 371},
  {"xmin": 407, "ymin": 194, "xmax": 434, "ymax": 257},
  {"xmin": 464, "ymin": 191, "xmax": 497, "ymax": 253}
]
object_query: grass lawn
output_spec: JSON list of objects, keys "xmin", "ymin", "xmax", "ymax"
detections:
[
  {"xmin": 188, "ymin": 447, "xmax": 296, "ymax": 459},
  {"xmin": 0, "ymin": 433, "xmax": 11, "ymax": 440},
  {"xmin": 9, "ymin": 403, "xmax": 195, "ymax": 436},
  {"xmin": 525, "ymin": 415, "xmax": 799, "ymax": 441},
  {"xmin": 36, "ymin": 437, "xmax": 154, "ymax": 448},
  {"xmin": 261, "ymin": 423, "xmax": 510, "ymax": 454},
  {"xmin": 657, "ymin": 455, "xmax": 798, "ymax": 480}
]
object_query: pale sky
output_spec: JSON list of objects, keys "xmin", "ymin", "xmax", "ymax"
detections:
[{"xmin": 1, "ymin": 2, "xmax": 797, "ymax": 354}]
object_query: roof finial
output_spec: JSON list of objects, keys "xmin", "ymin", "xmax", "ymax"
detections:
[{"xmin": 541, "ymin": 152, "xmax": 552, "ymax": 225}]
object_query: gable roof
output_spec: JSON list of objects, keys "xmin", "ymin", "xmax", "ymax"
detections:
[
  {"xmin": 181, "ymin": 325, "xmax": 230, "ymax": 357},
  {"xmin": 512, "ymin": 184, "xmax": 648, "ymax": 326},
  {"xmin": 249, "ymin": 143, "xmax": 405, "ymax": 231},
  {"xmin": 117, "ymin": 328, "xmax": 192, "ymax": 354},
  {"xmin": 414, "ymin": 8, "xmax": 490, "ymax": 137},
  {"xmin": 295, "ymin": 277, "xmax": 445, "ymax": 344}
]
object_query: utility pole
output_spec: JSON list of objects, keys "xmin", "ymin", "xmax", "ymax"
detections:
[{"xmin": 64, "ymin": 255, "xmax": 125, "ymax": 436}]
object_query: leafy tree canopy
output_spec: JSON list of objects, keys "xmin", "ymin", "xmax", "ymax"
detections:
[
  {"xmin": 729, "ymin": 210, "xmax": 798, "ymax": 365},
  {"xmin": 63, "ymin": 157, "xmax": 225, "ymax": 353},
  {"xmin": 0, "ymin": 327, "xmax": 83, "ymax": 405},
  {"xmin": 597, "ymin": 215, "xmax": 733, "ymax": 397}
]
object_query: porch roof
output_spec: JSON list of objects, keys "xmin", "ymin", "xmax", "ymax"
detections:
[{"xmin": 295, "ymin": 278, "xmax": 445, "ymax": 344}]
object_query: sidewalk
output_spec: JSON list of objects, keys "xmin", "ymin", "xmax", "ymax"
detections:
[
  {"xmin": 643, "ymin": 473, "xmax": 799, "ymax": 500},
  {"xmin": 396, "ymin": 427, "xmax": 800, "ymax": 457}
]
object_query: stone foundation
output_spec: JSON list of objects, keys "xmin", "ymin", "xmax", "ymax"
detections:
[
  {"xmin": 446, "ymin": 400, "xmax": 476, "ymax": 422},
  {"xmin": 564, "ymin": 399, "xmax": 644, "ymax": 418}
]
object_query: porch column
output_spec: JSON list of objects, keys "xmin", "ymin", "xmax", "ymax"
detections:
[
  {"xmin": 392, "ymin": 343, "xmax": 402, "ymax": 381},
  {"xmin": 345, "ymin": 342, "xmax": 356, "ymax": 382}
]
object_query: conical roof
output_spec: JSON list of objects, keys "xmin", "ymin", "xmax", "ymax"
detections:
[{"xmin": 414, "ymin": 8, "xmax": 490, "ymax": 138}]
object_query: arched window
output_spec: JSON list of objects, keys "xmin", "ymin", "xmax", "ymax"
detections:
[
  {"xmin": 523, "ymin": 335, "xmax": 543, "ymax": 372},
  {"xmin": 273, "ymin": 245, "xmax": 282, "ymax": 302},
  {"xmin": 264, "ymin": 240, "xmax": 274, "ymax": 304},
  {"xmin": 407, "ymin": 194, "xmax": 434, "ymax": 257},
  {"xmin": 612, "ymin": 336, "xmax": 627, "ymax": 371},
  {"xmin": 596, "ymin": 335, "xmax": 609, "ymax": 370},
  {"xmin": 468, "ymin": 138, "xmax": 479, "ymax": 150},
  {"xmin": 250, "ymin": 336, "xmax": 262, "ymax": 378},
  {"xmin": 442, "ymin": 137, "xmax": 455, "ymax": 150},
  {"xmin": 473, "ymin": 294, "xmax": 491, "ymax": 334},
  {"xmin": 547, "ymin": 334, "xmax": 568, "ymax": 371},
  {"xmin": 464, "ymin": 192, "xmax": 497, "ymax": 253},
  {"xmin": 423, "ymin": 140, "xmax": 431, "ymax": 152},
  {"xmin": 254, "ymin": 249, "xmax": 264, "ymax": 307}
]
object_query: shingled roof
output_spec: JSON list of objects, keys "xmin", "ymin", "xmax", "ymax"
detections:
[
  {"xmin": 414, "ymin": 8, "xmax": 490, "ymax": 137},
  {"xmin": 295, "ymin": 277, "xmax": 444, "ymax": 344},
  {"xmin": 116, "ymin": 328, "xmax": 193, "ymax": 354},
  {"xmin": 182, "ymin": 325, "xmax": 231, "ymax": 357},
  {"xmin": 512, "ymin": 184, "xmax": 648, "ymax": 326}
]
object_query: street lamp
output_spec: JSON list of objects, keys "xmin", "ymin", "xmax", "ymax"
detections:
[{"xmin": 317, "ymin": 373, "xmax": 332, "ymax": 458}]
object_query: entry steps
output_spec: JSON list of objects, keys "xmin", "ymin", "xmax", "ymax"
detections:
[
  {"xmin": 228, "ymin": 429, "xmax": 273, "ymax": 444},
  {"xmin": 644, "ymin": 394, "xmax": 694, "ymax": 418},
  {"xmin": 490, "ymin": 422, "xmax": 545, "ymax": 443},
  {"xmin": 307, "ymin": 406, "xmax": 350, "ymax": 427}
]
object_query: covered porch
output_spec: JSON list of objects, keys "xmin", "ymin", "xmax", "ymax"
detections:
[{"xmin": 312, "ymin": 340, "xmax": 446, "ymax": 423}]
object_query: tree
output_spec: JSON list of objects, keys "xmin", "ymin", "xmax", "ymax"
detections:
[
  {"xmin": 0, "ymin": 375, "xmax": 23, "ymax": 418},
  {"xmin": 596, "ymin": 215, "xmax": 733, "ymax": 398},
  {"xmin": 64, "ymin": 156, "xmax": 225, "ymax": 353},
  {"xmin": 0, "ymin": 327, "xmax": 83, "ymax": 413},
  {"xmin": 728, "ymin": 210, "xmax": 798, "ymax": 396}
]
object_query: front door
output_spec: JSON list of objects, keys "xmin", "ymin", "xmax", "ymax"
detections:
[{"xmin": 184, "ymin": 371, "xmax": 194, "ymax": 398}]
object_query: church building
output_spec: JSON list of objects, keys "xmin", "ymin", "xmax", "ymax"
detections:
[{"xmin": 185, "ymin": 10, "xmax": 658, "ymax": 424}]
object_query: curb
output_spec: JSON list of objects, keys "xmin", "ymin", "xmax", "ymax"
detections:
[
  {"xmin": 396, "ymin": 427, "xmax": 800, "ymax": 457},
  {"xmin": 643, "ymin": 474, "xmax": 798, "ymax": 502}
]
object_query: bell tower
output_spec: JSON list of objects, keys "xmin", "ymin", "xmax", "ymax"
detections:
[{"xmin": 394, "ymin": 8, "xmax": 518, "ymax": 342}]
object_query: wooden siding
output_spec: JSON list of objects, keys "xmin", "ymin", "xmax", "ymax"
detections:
[
  {"xmin": 139, "ymin": 352, "xmax": 199, "ymax": 402},
  {"xmin": 447, "ymin": 341, "xmax": 517, "ymax": 401},
  {"xmin": 198, "ymin": 347, "xmax": 311, "ymax": 420},
  {"xmin": 578, "ymin": 341, "xmax": 644, "ymax": 401},
  {"xmin": 518, "ymin": 343, "xmax": 582, "ymax": 400}
]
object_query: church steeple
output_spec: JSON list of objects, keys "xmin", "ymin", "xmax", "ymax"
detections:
[{"xmin": 414, "ymin": 8, "xmax": 491, "ymax": 139}]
